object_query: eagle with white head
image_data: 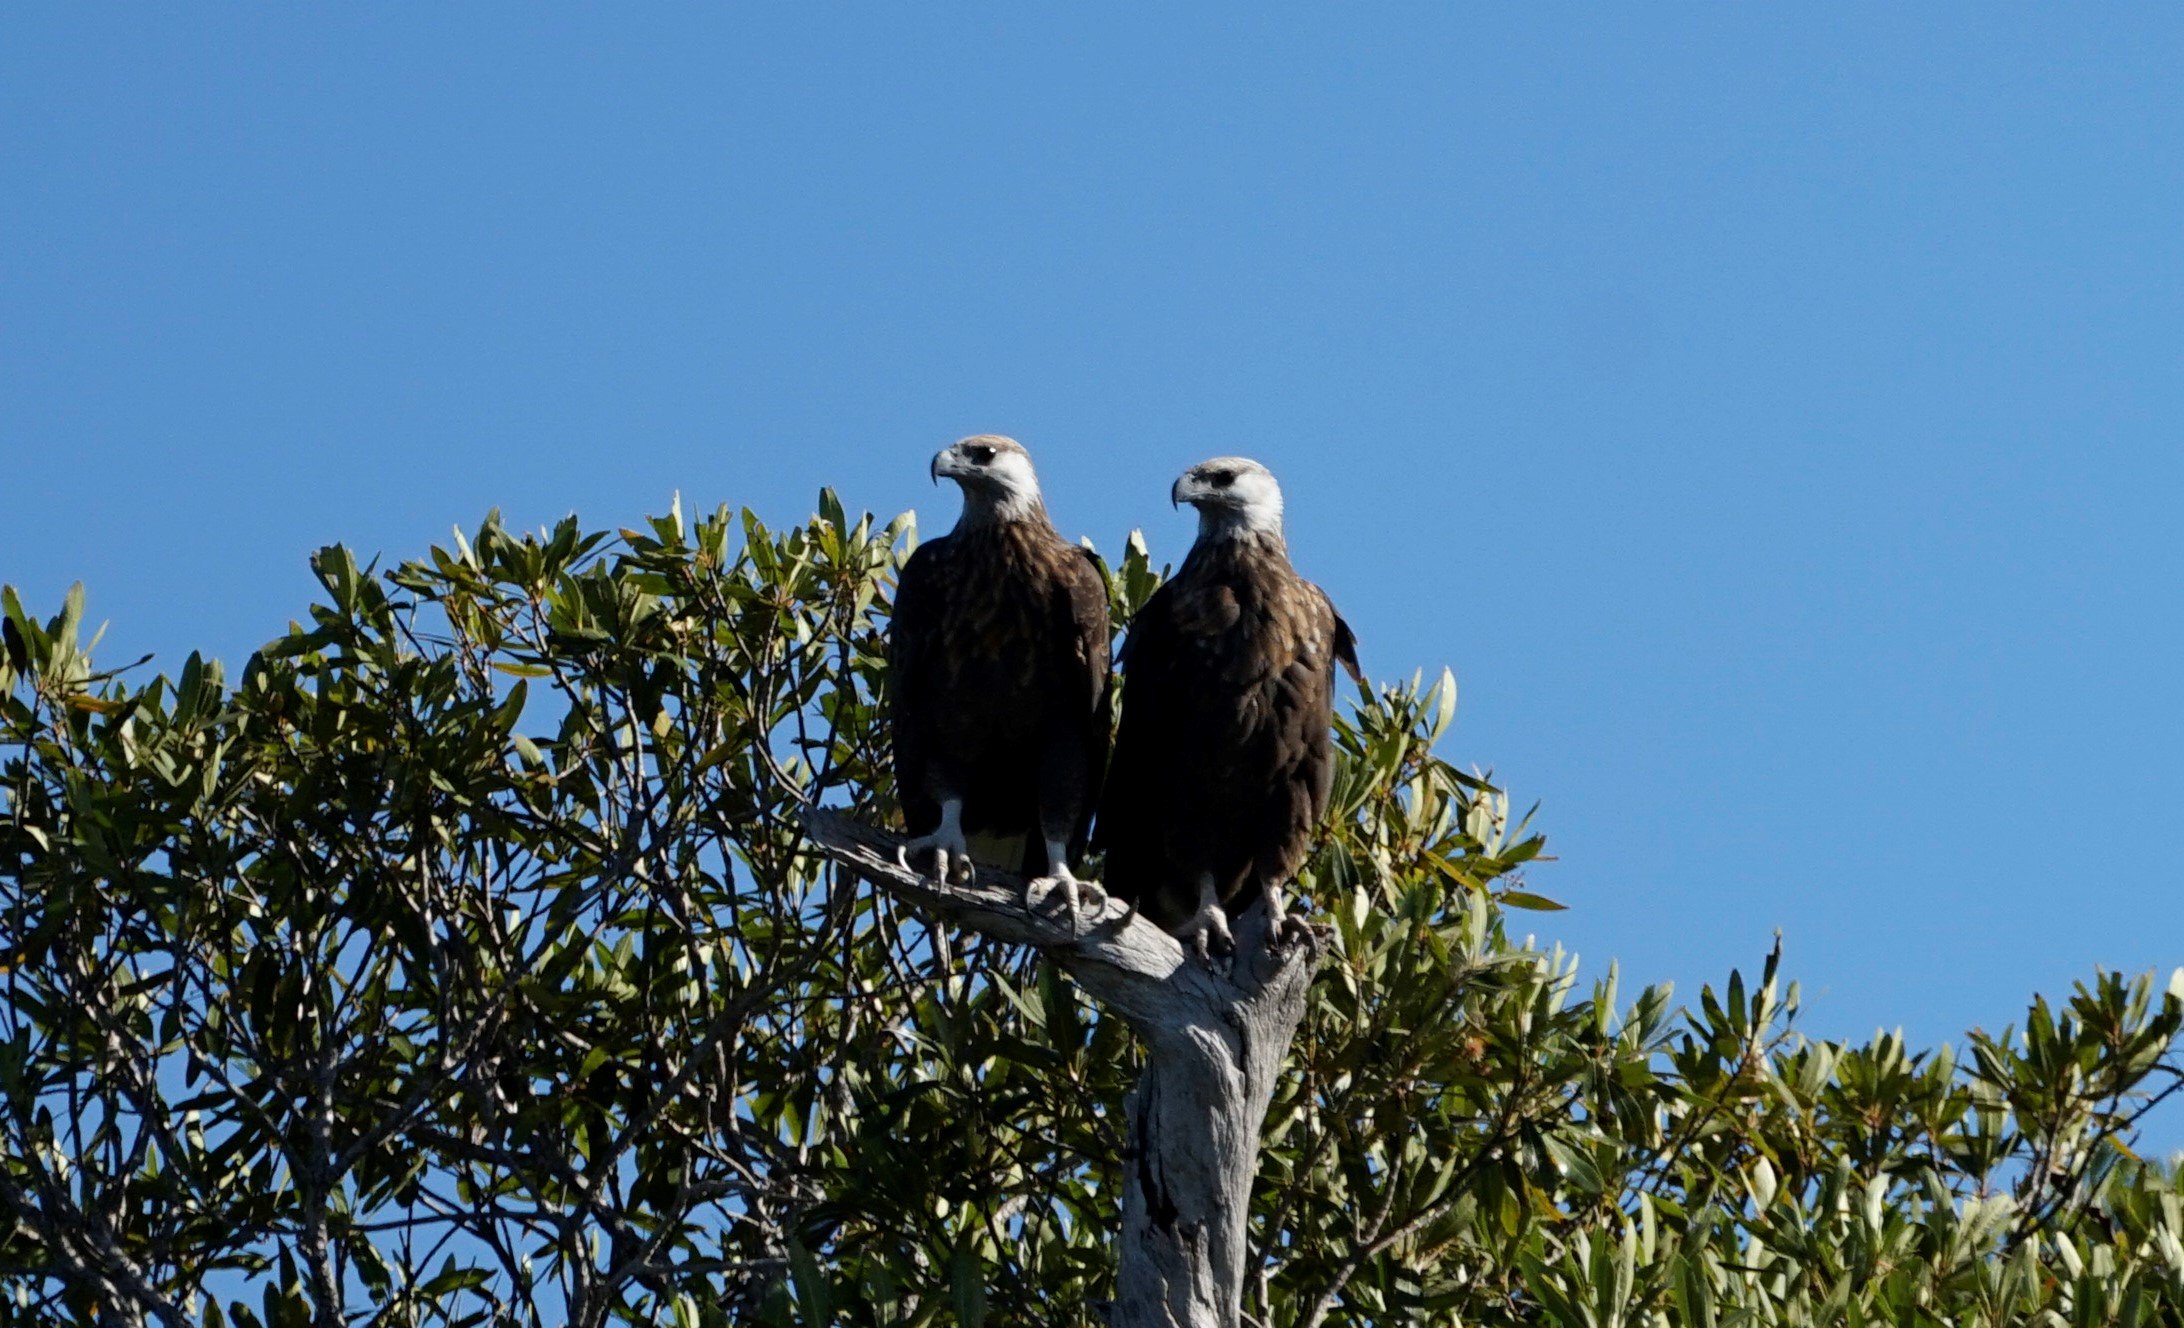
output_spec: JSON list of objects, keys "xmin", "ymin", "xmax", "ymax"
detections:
[
  {"xmin": 888, "ymin": 436, "xmax": 1112, "ymax": 911},
  {"xmin": 1094, "ymin": 456, "xmax": 1360, "ymax": 958}
]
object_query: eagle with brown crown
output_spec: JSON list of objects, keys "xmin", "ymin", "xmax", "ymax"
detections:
[
  {"xmin": 1095, "ymin": 457, "xmax": 1360, "ymax": 958},
  {"xmin": 889, "ymin": 435, "xmax": 1113, "ymax": 911}
]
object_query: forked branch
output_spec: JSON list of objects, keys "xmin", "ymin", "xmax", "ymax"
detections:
[{"xmin": 801, "ymin": 808, "xmax": 1324, "ymax": 1328}]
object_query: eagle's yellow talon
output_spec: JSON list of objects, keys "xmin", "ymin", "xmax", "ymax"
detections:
[
  {"xmin": 1029, "ymin": 870, "xmax": 1108, "ymax": 927},
  {"xmin": 1178, "ymin": 901, "xmax": 1234, "ymax": 967},
  {"xmin": 897, "ymin": 823, "xmax": 971, "ymax": 885}
]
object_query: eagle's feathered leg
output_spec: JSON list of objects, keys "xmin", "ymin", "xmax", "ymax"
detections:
[
  {"xmin": 896, "ymin": 797, "xmax": 974, "ymax": 884},
  {"xmin": 1028, "ymin": 833, "xmax": 1106, "ymax": 923},
  {"xmin": 1175, "ymin": 872, "xmax": 1235, "ymax": 965}
]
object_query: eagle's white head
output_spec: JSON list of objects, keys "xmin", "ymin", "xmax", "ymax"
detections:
[
  {"xmin": 1172, "ymin": 456, "xmax": 1284, "ymax": 543},
  {"xmin": 932, "ymin": 435, "xmax": 1047, "ymax": 528}
]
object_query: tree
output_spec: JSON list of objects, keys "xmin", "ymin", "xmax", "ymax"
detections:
[{"xmin": 2, "ymin": 496, "xmax": 2179, "ymax": 1327}]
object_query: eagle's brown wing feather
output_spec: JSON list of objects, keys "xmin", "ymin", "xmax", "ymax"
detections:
[
  {"xmin": 1327, "ymin": 592, "xmax": 1363, "ymax": 684},
  {"xmin": 887, "ymin": 535, "xmax": 954, "ymax": 838},
  {"xmin": 1036, "ymin": 546, "xmax": 1114, "ymax": 864},
  {"xmin": 1093, "ymin": 573, "xmax": 1195, "ymax": 927}
]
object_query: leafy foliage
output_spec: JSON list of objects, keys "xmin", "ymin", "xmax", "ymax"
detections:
[{"xmin": 1, "ymin": 498, "xmax": 2178, "ymax": 1327}]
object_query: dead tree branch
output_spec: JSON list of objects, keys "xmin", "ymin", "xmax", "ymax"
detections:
[{"xmin": 802, "ymin": 809, "xmax": 1323, "ymax": 1328}]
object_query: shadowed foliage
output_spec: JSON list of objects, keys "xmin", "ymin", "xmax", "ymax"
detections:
[{"xmin": 2, "ymin": 496, "xmax": 2178, "ymax": 1326}]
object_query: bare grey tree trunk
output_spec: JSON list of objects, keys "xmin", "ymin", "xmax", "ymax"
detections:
[{"xmin": 803, "ymin": 811, "xmax": 1321, "ymax": 1328}]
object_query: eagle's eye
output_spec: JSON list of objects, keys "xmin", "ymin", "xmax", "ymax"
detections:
[
  {"xmin": 1207, "ymin": 470, "xmax": 1235, "ymax": 489},
  {"xmin": 964, "ymin": 444, "xmax": 996, "ymax": 465}
]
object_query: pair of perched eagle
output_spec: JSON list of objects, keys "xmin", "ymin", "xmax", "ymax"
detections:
[{"xmin": 888, "ymin": 435, "xmax": 1359, "ymax": 958}]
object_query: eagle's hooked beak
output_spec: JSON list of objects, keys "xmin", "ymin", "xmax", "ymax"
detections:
[
  {"xmin": 930, "ymin": 449, "xmax": 946, "ymax": 486},
  {"xmin": 1171, "ymin": 473, "xmax": 1188, "ymax": 509}
]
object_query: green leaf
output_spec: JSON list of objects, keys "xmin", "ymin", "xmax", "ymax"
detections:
[
  {"xmin": 950, "ymin": 1242, "xmax": 987, "ymax": 1328},
  {"xmin": 787, "ymin": 1237, "xmax": 834, "ymax": 1326},
  {"xmin": 1501, "ymin": 891, "xmax": 1567, "ymax": 912}
]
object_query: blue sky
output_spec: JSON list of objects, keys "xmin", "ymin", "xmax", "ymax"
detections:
[{"xmin": 5, "ymin": 9, "xmax": 2179, "ymax": 1145}]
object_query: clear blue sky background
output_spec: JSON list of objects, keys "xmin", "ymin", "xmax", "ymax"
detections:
[{"xmin": 5, "ymin": 9, "xmax": 2179, "ymax": 1148}]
